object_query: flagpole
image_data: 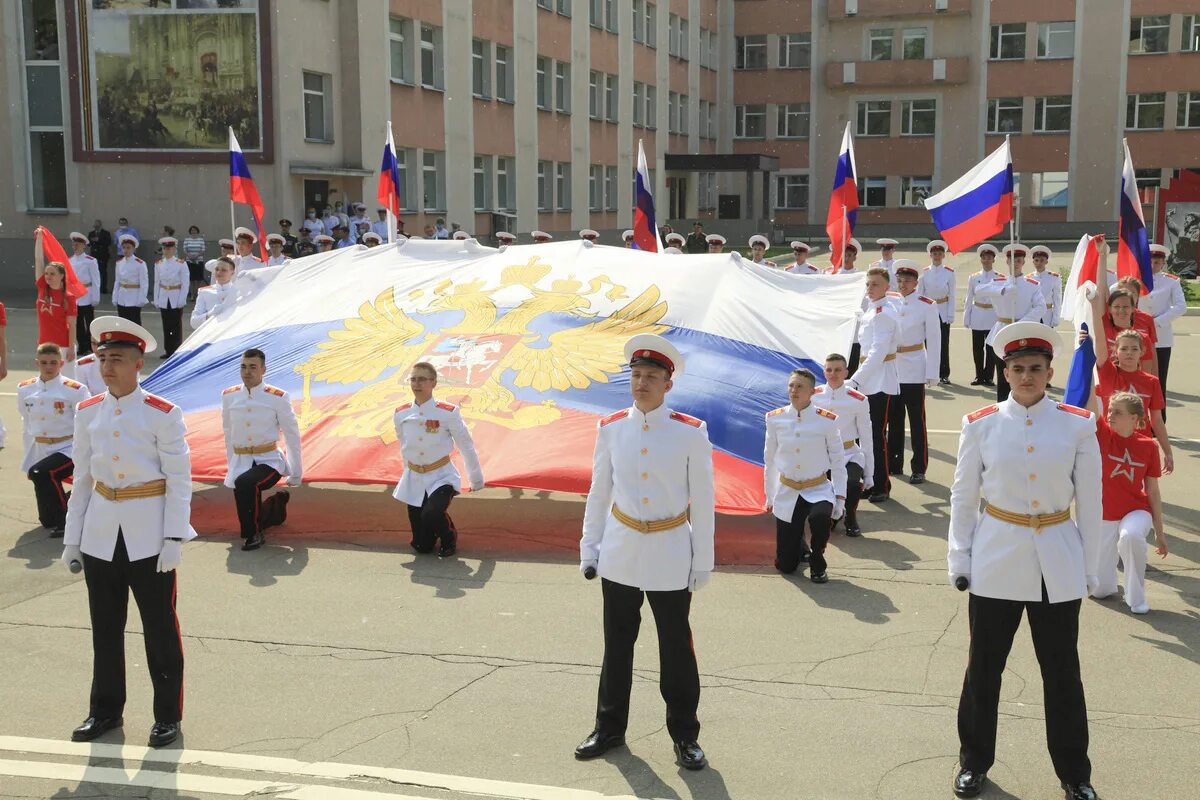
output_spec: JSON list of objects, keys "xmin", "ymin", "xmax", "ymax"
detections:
[
  {"xmin": 386, "ymin": 121, "xmax": 397, "ymax": 245},
  {"xmin": 1005, "ymin": 135, "xmax": 1015, "ymax": 263},
  {"xmin": 230, "ymin": 201, "xmax": 236, "ymax": 244}
]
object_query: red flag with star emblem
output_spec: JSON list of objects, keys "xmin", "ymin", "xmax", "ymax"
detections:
[{"xmin": 35, "ymin": 226, "xmax": 86, "ymax": 299}]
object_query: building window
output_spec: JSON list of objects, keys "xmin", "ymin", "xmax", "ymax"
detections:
[
  {"xmin": 858, "ymin": 177, "xmax": 886, "ymax": 208},
  {"xmin": 605, "ymin": 73, "xmax": 618, "ymax": 122},
  {"xmin": 538, "ymin": 161, "xmax": 553, "ymax": 211},
  {"xmin": 423, "ymin": 150, "xmax": 445, "ymax": 211},
  {"xmin": 555, "ymin": 61, "xmax": 571, "ymax": 113},
  {"xmin": 589, "ymin": 0, "xmax": 602, "ymax": 27},
  {"xmin": 588, "ymin": 71, "xmax": 602, "ymax": 119},
  {"xmin": 1126, "ymin": 92, "xmax": 1165, "ymax": 130},
  {"xmin": 537, "ymin": 0, "xmax": 552, "ymax": 8},
  {"xmin": 735, "ymin": 104, "xmax": 766, "ymax": 139},
  {"xmin": 473, "ymin": 155, "xmax": 492, "ymax": 211},
  {"xmin": 989, "ymin": 23, "xmax": 1025, "ymax": 60},
  {"xmin": 679, "ymin": 18, "xmax": 689, "ymax": 60},
  {"xmin": 472, "ymin": 40, "xmax": 491, "ymax": 98},
  {"xmin": 495, "ymin": 45, "xmax": 512, "ymax": 102},
  {"xmin": 868, "ymin": 28, "xmax": 893, "ymax": 61},
  {"xmin": 775, "ymin": 175, "xmax": 809, "ymax": 210},
  {"xmin": 633, "ymin": 82, "xmax": 645, "ymax": 126},
  {"xmin": 605, "ymin": 165, "xmax": 618, "ymax": 210},
  {"xmin": 698, "ymin": 99, "xmax": 709, "ymax": 137},
  {"xmin": 736, "ymin": 35, "xmax": 767, "ymax": 69},
  {"xmin": 699, "ymin": 172, "xmax": 717, "ymax": 210},
  {"xmin": 421, "ymin": 23, "xmax": 443, "ymax": 89},
  {"xmin": 987, "ymin": 97, "xmax": 1023, "ymax": 133},
  {"xmin": 20, "ymin": 0, "xmax": 66, "ymax": 210},
  {"xmin": 1130, "ymin": 15, "xmax": 1170, "ymax": 54},
  {"xmin": 1033, "ymin": 95, "xmax": 1071, "ymax": 132},
  {"xmin": 901, "ymin": 176, "xmax": 932, "ymax": 207},
  {"xmin": 668, "ymin": 14, "xmax": 681, "ymax": 56},
  {"xmin": 901, "ymin": 99, "xmax": 936, "ymax": 136},
  {"xmin": 697, "ymin": 27, "xmax": 709, "ymax": 68},
  {"xmin": 606, "ymin": 0, "xmax": 618, "ymax": 32},
  {"xmin": 668, "ymin": 91, "xmax": 678, "ymax": 133},
  {"xmin": 645, "ymin": 3, "xmax": 657, "ymax": 48},
  {"xmin": 645, "ymin": 85, "xmax": 657, "ymax": 128},
  {"xmin": 389, "ymin": 16, "xmax": 411, "ymax": 83},
  {"xmin": 706, "ymin": 102, "xmax": 715, "ymax": 139},
  {"xmin": 536, "ymin": 56, "xmax": 549, "ymax": 110},
  {"xmin": 633, "ymin": 0, "xmax": 645, "ymax": 42},
  {"xmin": 396, "ymin": 149, "xmax": 414, "ymax": 212},
  {"xmin": 777, "ymin": 103, "xmax": 810, "ymax": 139},
  {"xmin": 1135, "ymin": 168, "xmax": 1161, "ymax": 190},
  {"xmin": 558, "ymin": 0, "xmax": 571, "ymax": 16},
  {"xmin": 779, "ymin": 32, "xmax": 811, "ymax": 68},
  {"xmin": 1183, "ymin": 15, "xmax": 1200, "ymax": 52},
  {"xmin": 302, "ymin": 71, "xmax": 332, "ymax": 142},
  {"xmin": 1031, "ymin": 172, "xmax": 1068, "ymax": 207},
  {"xmin": 589, "ymin": 164, "xmax": 603, "ymax": 211},
  {"xmin": 902, "ymin": 28, "xmax": 927, "ymax": 60},
  {"xmin": 1179, "ymin": 92, "xmax": 1200, "ymax": 128},
  {"xmin": 856, "ymin": 100, "xmax": 891, "ymax": 136},
  {"xmin": 1036, "ymin": 21, "xmax": 1074, "ymax": 59},
  {"xmin": 556, "ymin": 163, "xmax": 571, "ymax": 210},
  {"xmin": 496, "ymin": 157, "xmax": 514, "ymax": 211}
]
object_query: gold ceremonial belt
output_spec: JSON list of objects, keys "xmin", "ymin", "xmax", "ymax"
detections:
[
  {"xmin": 407, "ymin": 454, "xmax": 451, "ymax": 474},
  {"xmin": 234, "ymin": 442, "xmax": 277, "ymax": 456},
  {"xmin": 998, "ymin": 317, "xmax": 1014, "ymax": 324},
  {"xmin": 80, "ymin": 282, "xmax": 92, "ymax": 287},
  {"xmin": 984, "ymin": 502, "xmax": 1071, "ymax": 533},
  {"xmin": 897, "ymin": 343, "xmax": 925, "ymax": 353},
  {"xmin": 974, "ymin": 301, "xmax": 993, "ymax": 309},
  {"xmin": 96, "ymin": 479, "xmax": 167, "ymax": 502},
  {"xmin": 932, "ymin": 296, "xmax": 949, "ymax": 303},
  {"xmin": 160, "ymin": 284, "xmax": 182, "ymax": 291},
  {"xmin": 35, "ymin": 435, "xmax": 72, "ymax": 445},
  {"xmin": 780, "ymin": 474, "xmax": 829, "ymax": 491},
  {"xmin": 1046, "ymin": 304, "xmax": 1055, "ymax": 309},
  {"xmin": 612, "ymin": 504, "xmax": 688, "ymax": 534},
  {"xmin": 119, "ymin": 283, "xmax": 139, "ymax": 289},
  {"xmin": 866, "ymin": 353, "xmax": 898, "ymax": 364},
  {"xmin": 843, "ymin": 440, "xmax": 857, "ymax": 450}
]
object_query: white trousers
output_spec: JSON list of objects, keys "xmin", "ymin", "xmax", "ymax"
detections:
[{"xmin": 1093, "ymin": 510, "xmax": 1152, "ymax": 609}]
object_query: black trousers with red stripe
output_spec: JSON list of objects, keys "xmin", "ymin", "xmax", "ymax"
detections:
[
  {"xmin": 596, "ymin": 578, "xmax": 700, "ymax": 742},
  {"xmin": 28, "ymin": 452, "xmax": 73, "ymax": 529},
  {"xmin": 83, "ymin": 532, "xmax": 184, "ymax": 724},
  {"xmin": 939, "ymin": 321, "xmax": 952, "ymax": 380},
  {"xmin": 406, "ymin": 485, "xmax": 458, "ymax": 553},
  {"xmin": 867, "ymin": 391, "xmax": 893, "ymax": 494},
  {"xmin": 233, "ymin": 464, "xmax": 283, "ymax": 538},
  {"xmin": 887, "ymin": 382, "xmax": 928, "ymax": 475},
  {"xmin": 76, "ymin": 305, "xmax": 96, "ymax": 356}
]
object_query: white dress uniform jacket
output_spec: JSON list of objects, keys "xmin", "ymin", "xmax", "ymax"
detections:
[
  {"xmin": 947, "ymin": 397, "xmax": 1101, "ymax": 603},
  {"xmin": 849, "ymin": 297, "xmax": 901, "ymax": 396},
  {"xmin": 64, "ymin": 389, "xmax": 197, "ymax": 562},
  {"xmin": 1027, "ymin": 269, "xmax": 1063, "ymax": 327},
  {"xmin": 70, "ymin": 253, "xmax": 102, "ymax": 307},
  {"xmin": 221, "ymin": 383, "xmax": 303, "ymax": 488},
  {"xmin": 391, "ymin": 397, "xmax": 484, "ymax": 506},
  {"xmin": 190, "ymin": 281, "xmax": 237, "ymax": 328},
  {"xmin": 1142, "ymin": 272, "xmax": 1187, "ymax": 347},
  {"xmin": 73, "ymin": 355, "xmax": 107, "ymax": 396},
  {"xmin": 963, "ymin": 270, "xmax": 1005, "ymax": 331},
  {"xmin": 235, "ymin": 254, "xmax": 266, "ymax": 271},
  {"xmin": 112, "ymin": 255, "xmax": 148, "ymax": 308},
  {"xmin": 267, "ymin": 254, "xmax": 289, "ymax": 267},
  {"xmin": 894, "ymin": 292, "xmax": 942, "ymax": 384},
  {"xmin": 580, "ymin": 405, "xmax": 715, "ymax": 592},
  {"xmin": 917, "ymin": 264, "xmax": 956, "ymax": 324},
  {"xmin": 786, "ymin": 262, "xmax": 821, "ymax": 274},
  {"xmin": 764, "ymin": 403, "xmax": 848, "ymax": 522},
  {"xmin": 974, "ymin": 274, "xmax": 1045, "ymax": 346},
  {"xmin": 17, "ymin": 375, "xmax": 90, "ymax": 472},
  {"xmin": 371, "ymin": 220, "xmax": 391, "ymax": 240},
  {"xmin": 812, "ymin": 384, "xmax": 874, "ymax": 483},
  {"xmin": 153, "ymin": 257, "xmax": 189, "ymax": 310}
]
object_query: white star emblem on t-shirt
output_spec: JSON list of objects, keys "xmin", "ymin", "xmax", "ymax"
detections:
[{"xmin": 1107, "ymin": 448, "xmax": 1144, "ymax": 481}]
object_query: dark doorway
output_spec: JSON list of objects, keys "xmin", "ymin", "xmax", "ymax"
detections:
[
  {"xmin": 718, "ymin": 194, "xmax": 741, "ymax": 220},
  {"xmin": 304, "ymin": 180, "xmax": 330, "ymax": 216}
]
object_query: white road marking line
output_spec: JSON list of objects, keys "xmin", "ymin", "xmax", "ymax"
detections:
[
  {"xmin": 0, "ymin": 736, "xmax": 639, "ymax": 800},
  {"xmin": 0, "ymin": 757, "xmax": 287, "ymax": 797}
]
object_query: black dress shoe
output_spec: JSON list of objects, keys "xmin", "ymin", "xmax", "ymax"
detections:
[
  {"xmin": 981, "ymin": 379, "xmax": 995, "ymax": 387},
  {"xmin": 242, "ymin": 531, "xmax": 265, "ymax": 551},
  {"xmin": 148, "ymin": 721, "xmax": 180, "ymax": 748},
  {"xmin": 868, "ymin": 491, "xmax": 889, "ymax": 503},
  {"xmin": 909, "ymin": 473, "xmax": 926, "ymax": 485},
  {"xmin": 970, "ymin": 378, "xmax": 982, "ymax": 386},
  {"xmin": 1061, "ymin": 781, "xmax": 1098, "ymax": 800},
  {"xmin": 799, "ymin": 550, "xmax": 811, "ymax": 563},
  {"xmin": 437, "ymin": 542, "xmax": 457, "ymax": 558},
  {"xmin": 574, "ymin": 729, "xmax": 625, "ymax": 759},
  {"xmin": 845, "ymin": 521, "xmax": 862, "ymax": 537},
  {"xmin": 71, "ymin": 715, "xmax": 123, "ymax": 742},
  {"xmin": 810, "ymin": 571, "xmax": 829, "ymax": 584},
  {"xmin": 939, "ymin": 377, "xmax": 951, "ymax": 385},
  {"xmin": 673, "ymin": 740, "xmax": 707, "ymax": 770},
  {"xmin": 50, "ymin": 526, "xmax": 65, "ymax": 538},
  {"xmin": 952, "ymin": 768, "xmax": 986, "ymax": 798},
  {"xmin": 888, "ymin": 466, "xmax": 903, "ymax": 476}
]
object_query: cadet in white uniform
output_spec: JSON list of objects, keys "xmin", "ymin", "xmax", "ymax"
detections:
[
  {"xmin": 869, "ymin": 237, "xmax": 898, "ymax": 287},
  {"xmin": 917, "ymin": 239, "xmax": 956, "ymax": 384},
  {"xmin": 233, "ymin": 227, "xmax": 265, "ymax": 271},
  {"xmin": 314, "ymin": 234, "xmax": 335, "ymax": 253},
  {"xmin": 974, "ymin": 243, "xmax": 1045, "ymax": 402},
  {"xmin": 265, "ymin": 234, "xmax": 290, "ymax": 266},
  {"xmin": 69, "ymin": 232, "xmax": 102, "ymax": 356},
  {"xmin": 764, "ymin": 368, "xmax": 847, "ymax": 581},
  {"xmin": 362, "ymin": 232, "xmax": 383, "ymax": 248},
  {"xmin": 848, "ymin": 267, "xmax": 900, "ymax": 500},
  {"xmin": 62, "ymin": 317, "xmax": 195, "ymax": 749},
  {"xmin": 112, "ymin": 234, "xmax": 148, "ymax": 325},
  {"xmin": 747, "ymin": 234, "xmax": 777, "ymax": 267},
  {"xmin": 947, "ymin": 321, "xmax": 1101, "ymax": 800},
  {"xmin": 152, "ymin": 237, "xmax": 188, "ymax": 358},
  {"xmin": 1027, "ymin": 245, "xmax": 1062, "ymax": 328},
  {"xmin": 222, "ymin": 349, "xmax": 303, "ymax": 551},
  {"xmin": 190, "ymin": 257, "xmax": 238, "ymax": 329},
  {"xmin": 575, "ymin": 334, "xmax": 714, "ymax": 771},
  {"xmin": 497, "ymin": 231, "xmax": 518, "ymax": 248},
  {"xmin": 964, "ymin": 245, "xmax": 1004, "ymax": 387},
  {"xmin": 705, "ymin": 233, "xmax": 725, "ymax": 253},
  {"xmin": 392, "ymin": 362, "xmax": 484, "ymax": 557},
  {"xmin": 785, "ymin": 241, "xmax": 820, "ymax": 273},
  {"xmin": 74, "ymin": 351, "xmax": 107, "ymax": 396},
  {"xmin": 1144, "ymin": 244, "xmax": 1187, "ymax": 414},
  {"xmin": 371, "ymin": 208, "xmax": 391, "ymax": 241},
  {"xmin": 19, "ymin": 343, "xmax": 90, "ymax": 534},
  {"xmin": 814, "ymin": 354, "xmax": 873, "ymax": 537},
  {"xmin": 531, "ymin": 230, "xmax": 553, "ymax": 243},
  {"xmin": 665, "ymin": 232, "xmax": 686, "ymax": 251},
  {"xmin": 887, "ymin": 262, "xmax": 941, "ymax": 483},
  {"xmin": 579, "ymin": 229, "xmax": 600, "ymax": 243}
]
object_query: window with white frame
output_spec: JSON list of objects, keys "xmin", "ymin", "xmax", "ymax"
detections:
[
  {"xmin": 423, "ymin": 150, "xmax": 445, "ymax": 210},
  {"xmin": 496, "ymin": 157, "xmax": 514, "ymax": 211},
  {"xmin": 1130, "ymin": 15, "xmax": 1169, "ymax": 54},
  {"xmin": 668, "ymin": 92, "xmax": 678, "ymax": 133},
  {"xmin": 987, "ymin": 97, "xmax": 1023, "ymax": 133},
  {"xmin": 989, "ymin": 23, "xmax": 1025, "ymax": 60},
  {"xmin": 1126, "ymin": 92, "xmax": 1165, "ymax": 130},
  {"xmin": 302, "ymin": 71, "xmax": 332, "ymax": 142},
  {"xmin": 556, "ymin": 163, "xmax": 572, "ymax": 210},
  {"xmin": 472, "ymin": 39, "xmax": 491, "ymax": 98},
  {"xmin": 589, "ymin": 164, "xmax": 603, "ymax": 211},
  {"xmin": 1179, "ymin": 92, "xmax": 1200, "ymax": 128},
  {"xmin": 735, "ymin": 104, "xmax": 766, "ymax": 138},
  {"xmin": 856, "ymin": 100, "xmax": 891, "ymax": 136},
  {"xmin": 707, "ymin": 102, "xmax": 715, "ymax": 138},
  {"xmin": 473, "ymin": 155, "xmax": 492, "ymax": 211},
  {"xmin": 736, "ymin": 34, "xmax": 767, "ymax": 69},
  {"xmin": 558, "ymin": 0, "xmax": 571, "ymax": 16},
  {"xmin": 901, "ymin": 99, "xmax": 936, "ymax": 135},
  {"xmin": 777, "ymin": 103, "xmax": 810, "ymax": 138},
  {"xmin": 868, "ymin": 28, "xmax": 893, "ymax": 61},
  {"xmin": 633, "ymin": 82, "xmax": 645, "ymax": 126},
  {"xmin": 20, "ymin": 0, "xmax": 66, "ymax": 209},
  {"xmin": 698, "ymin": 99, "xmax": 709, "ymax": 137},
  {"xmin": 389, "ymin": 16, "xmax": 412, "ymax": 83},
  {"xmin": 589, "ymin": 0, "xmax": 602, "ymax": 27},
  {"xmin": 605, "ymin": 166, "xmax": 618, "ymax": 210},
  {"xmin": 707, "ymin": 30, "xmax": 718, "ymax": 67},
  {"xmin": 645, "ymin": 85, "xmax": 657, "ymax": 128},
  {"xmin": 779, "ymin": 32, "xmax": 811, "ymax": 68},
  {"xmin": 536, "ymin": 57, "xmax": 549, "ymax": 110},
  {"xmin": 901, "ymin": 176, "xmax": 932, "ymax": 207},
  {"xmin": 633, "ymin": 0, "xmax": 645, "ymax": 42},
  {"xmin": 699, "ymin": 172, "xmax": 717, "ymax": 210},
  {"xmin": 396, "ymin": 149, "xmax": 415, "ymax": 211},
  {"xmin": 555, "ymin": 61, "xmax": 571, "ymax": 113},
  {"xmin": 698, "ymin": 27, "xmax": 709, "ymax": 67},
  {"xmin": 679, "ymin": 94, "xmax": 689, "ymax": 135},
  {"xmin": 679, "ymin": 18, "xmax": 689, "ymax": 60},
  {"xmin": 538, "ymin": 160, "xmax": 553, "ymax": 211},
  {"xmin": 1135, "ymin": 168, "xmax": 1161, "ymax": 189},
  {"xmin": 1033, "ymin": 95, "xmax": 1071, "ymax": 132},
  {"xmin": 668, "ymin": 13, "xmax": 680, "ymax": 56},
  {"xmin": 589, "ymin": 71, "xmax": 602, "ymax": 119},
  {"xmin": 775, "ymin": 174, "xmax": 809, "ymax": 210},
  {"xmin": 604, "ymin": 0, "xmax": 617, "ymax": 32},
  {"xmin": 421, "ymin": 23, "xmax": 443, "ymax": 89},
  {"xmin": 902, "ymin": 28, "xmax": 927, "ymax": 60},
  {"xmin": 857, "ymin": 177, "xmax": 886, "ymax": 208},
  {"xmin": 645, "ymin": 2, "xmax": 657, "ymax": 47},
  {"xmin": 537, "ymin": 0, "xmax": 551, "ymax": 8},
  {"xmin": 1031, "ymin": 172, "xmax": 1068, "ymax": 207},
  {"xmin": 1183, "ymin": 15, "xmax": 1200, "ymax": 51},
  {"xmin": 1036, "ymin": 21, "xmax": 1074, "ymax": 59},
  {"xmin": 495, "ymin": 46, "xmax": 512, "ymax": 102},
  {"xmin": 605, "ymin": 73, "xmax": 618, "ymax": 122}
]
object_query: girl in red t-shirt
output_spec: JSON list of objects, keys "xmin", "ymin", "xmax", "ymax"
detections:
[
  {"xmin": 34, "ymin": 229, "xmax": 77, "ymax": 359},
  {"xmin": 1089, "ymin": 392, "xmax": 1167, "ymax": 614},
  {"xmin": 1090, "ymin": 324, "xmax": 1173, "ymax": 473},
  {"xmin": 1091, "ymin": 239, "xmax": 1158, "ymax": 376}
]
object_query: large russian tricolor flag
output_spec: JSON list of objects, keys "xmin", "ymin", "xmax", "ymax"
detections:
[
  {"xmin": 229, "ymin": 128, "xmax": 268, "ymax": 261},
  {"xmin": 376, "ymin": 121, "xmax": 402, "ymax": 240},
  {"xmin": 632, "ymin": 140, "xmax": 659, "ymax": 253},
  {"xmin": 924, "ymin": 139, "xmax": 1014, "ymax": 254},
  {"xmin": 824, "ymin": 122, "xmax": 858, "ymax": 271},
  {"xmin": 1117, "ymin": 140, "xmax": 1153, "ymax": 294},
  {"xmin": 143, "ymin": 242, "xmax": 864, "ymax": 514}
]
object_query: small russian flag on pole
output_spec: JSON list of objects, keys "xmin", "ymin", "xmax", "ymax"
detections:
[
  {"xmin": 924, "ymin": 138, "xmax": 1014, "ymax": 254},
  {"xmin": 632, "ymin": 139, "xmax": 659, "ymax": 253},
  {"xmin": 229, "ymin": 128, "xmax": 267, "ymax": 261},
  {"xmin": 824, "ymin": 122, "xmax": 858, "ymax": 271},
  {"xmin": 377, "ymin": 121, "xmax": 402, "ymax": 244}
]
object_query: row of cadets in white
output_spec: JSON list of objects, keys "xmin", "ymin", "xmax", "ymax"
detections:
[
  {"xmin": 974, "ymin": 269, "xmax": 1045, "ymax": 348},
  {"xmin": 220, "ymin": 383, "xmax": 303, "ymax": 487},
  {"xmin": 113, "ymin": 249, "xmax": 149, "ymax": 308},
  {"xmin": 1026, "ymin": 248, "xmax": 1063, "ymax": 327},
  {"xmin": 391, "ymin": 398, "xmax": 484, "ymax": 505},
  {"xmin": 17, "ymin": 373, "xmax": 90, "ymax": 472},
  {"xmin": 812, "ymin": 383, "xmax": 874, "ymax": 491},
  {"xmin": 848, "ymin": 296, "xmax": 900, "ymax": 396},
  {"xmin": 963, "ymin": 253, "xmax": 1005, "ymax": 332},
  {"xmin": 763, "ymin": 402, "xmax": 847, "ymax": 522},
  {"xmin": 893, "ymin": 289, "xmax": 942, "ymax": 384}
]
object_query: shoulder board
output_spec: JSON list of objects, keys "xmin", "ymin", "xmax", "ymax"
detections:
[
  {"xmin": 435, "ymin": 401, "xmax": 457, "ymax": 412},
  {"xmin": 78, "ymin": 394, "xmax": 106, "ymax": 410},
  {"xmin": 847, "ymin": 388, "xmax": 867, "ymax": 401},
  {"xmin": 62, "ymin": 378, "xmax": 83, "ymax": 390},
  {"xmin": 143, "ymin": 394, "xmax": 175, "ymax": 414},
  {"xmin": 18, "ymin": 377, "xmax": 37, "ymax": 387},
  {"xmin": 1164, "ymin": 273, "xmax": 1179, "ymax": 280},
  {"xmin": 1025, "ymin": 275, "xmax": 1038, "ymax": 284},
  {"xmin": 670, "ymin": 411, "xmax": 703, "ymax": 428},
  {"xmin": 198, "ymin": 284, "xmax": 213, "ymax": 290},
  {"xmin": 1047, "ymin": 272, "xmax": 1058, "ymax": 277},
  {"xmin": 816, "ymin": 407, "xmax": 838, "ymax": 421},
  {"xmin": 875, "ymin": 306, "xmax": 884, "ymax": 314},
  {"xmin": 766, "ymin": 406, "xmax": 788, "ymax": 418},
  {"xmin": 134, "ymin": 257, "xmax": 144, "ymax": 263},
  {"xmin": 919, "ymin": 295, "xmax": 935, "ymax": 304},
  {"xmin": 1056, "ymin": 403, "xmax": 1092, "ymax": 419},
  {"xmin": 599, "ymin": 409, "xmax": 629, "ymax": 427},
  {"xmin": 395, "ymin": 402, "xmax": 412, "ymax": 412},
  {"xmin": 223, "ymin": 384, "xmax": 242, "ymax": 395},
  {"xmin": 993, "ymin": 272, "xmax": 1005, "ymax": 278},
  {"xmin": 77, "ymin": 354, "xmax": 96, "ymax": 365},
  {"xmin": 966, "ymin": 404, "xmax": 1000, "ymax": 423},
  {"xmin": 813, "ymin": 385, "xmax": 825, "ymax": 394},
  {"xmin": 944, "ymin": 266, "xmax": 954, "ymax": 272},
  {"xmin": 924, "ymin": 265, "xmax": 931, "ymax": 270},
  {"xmin": 886, "ymin": 291, "xmax": 902, "ymax": 297},
  {"xmin": 264, "ymin": 386, "xmax": 285, "ymax": 397}
]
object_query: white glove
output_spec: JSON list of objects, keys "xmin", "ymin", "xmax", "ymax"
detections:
[
  {"xmin": 62, "ymin": 545, "xmax": 83, "ymax": 574},
  {"xmin": 832, "ymin": 498, "xmax": 845, "ymax": 520},
  {"xmin": 157, "ymin": 540, "xmax": 183, "ymax": 573},
  {"xmin": 863, "ymin": 478, "xmax": 874, "ymax": 492},
  {"xmin": 286, "ymin": 474, "xmax": 302, "ymax": 488},
  {"xmin": 580, "ymin": 559, "xmax": 598, "ymax": 580},
  {"xmin": 1086, "ymin": 574, "xmax": 1099, "ymax": 595},
  {"xmin": 688, "ymin": 571, "xmax": 712, "ymax": 592}
]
